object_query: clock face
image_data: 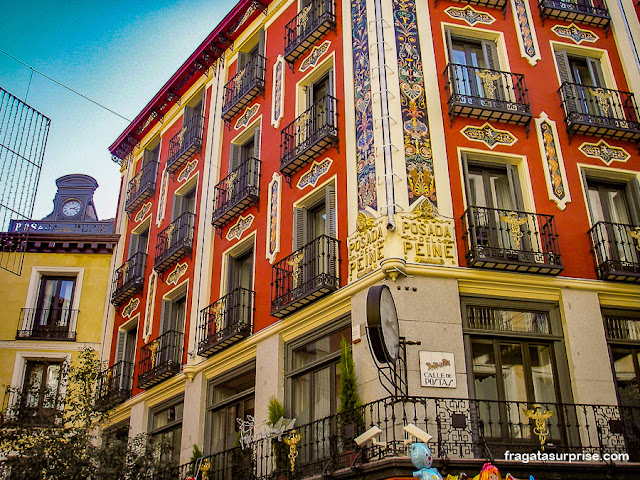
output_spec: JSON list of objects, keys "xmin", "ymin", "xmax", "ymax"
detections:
[
  {"xmin": 366, "ymin": 285, "xmax": 400, "ymax": 363},
  {"xmin": 62, "ymin": 200, "xmax": 82, "ymax": 217},
  {"xmin": 380, "ymin": 287, "xmax": 400, "ymax": 361}
]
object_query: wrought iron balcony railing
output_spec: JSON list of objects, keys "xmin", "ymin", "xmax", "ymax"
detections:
[
  {"xmin": 445, "ymin": 63, "xmax": 532, "ymax": 127},
  {"xmin": 212, "ymin": 157, "xmax": 260, "ymax": 228},
  {"xmin": 179, "ymin": 396, "xmax": 640, "ymax": 479},
  {"xmin": 2, "ymin": 386, "xmax": 65, "ymax": 427},
  {"xmin": 95, "ymin": 360, "xmax": 134, "ymax": 408},
  {"xmin": 138, "ymin": 330, "xmax": 184, "ymax": 390},
  {"xmin": 559, "ymin": 82, "xmax": 640, "ymax": 142},
  {"xmin": 271, "ymin": 235, "xmax": 339, "ymax": 318},
  {"xmin": 124, "ymin": 160, "xmax": 158, "ymax": 214},
  {"xmin": 197, "ymin": 287, "xmax": 254, "ymax": 357},
  {"xmin": 221, "ymin": 54, "xmax": 266, "ymax": 121},
  {"xmin": 284, "ymin": 0, "xmax": 336, "ymax": 63},
  {"xmin": 461, "ymin": 206, "xmax": 563, "ymax": 275},
  {"xmin": 154, "ymin": 212, "xmax": 196, "ymax": 272},
  {"xmin": 539, "ymin": 0, "xmax": 610, "ymax": 28},
  {"xmin": 440, "ymin": 0, "xmax": 508, "ymax": 12},
  {"xmin": 16, "ymin": 308, "xmax": 78, "ymax": 341},
  {"xmin": 588, "ymin": 221, "xmax": 640, "ymax": 282},
  {"xmin": 280, "ymin": 95, "xmax": 338, "ymax": 176},
  {"xmin": 166, "ymin": 114, "xmax": 205, "ymax": 174},
  {"xmin": 111, "ymin": 252, "xmax": 146, "ymax": 306}
]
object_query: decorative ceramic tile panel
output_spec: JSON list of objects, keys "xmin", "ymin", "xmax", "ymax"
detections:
[
  {"xmin": 445, "ymin": 5, "xmax": 496, "ymax": 26},
  {"xmin": 166, "ymin": 262, "xmax": 188, "ymax": 286},
  {"xmin": 156, "ymin": 169, "xmax": 169, "ymax": 227},
  {"xmin": 393, "ymin": 0, "xmax": 437, "ymax": 208},
  {"xmin": 461, "ymin": 123, "xmax": 517, "ymax": 148},
  {"xmin": 134, "ymin": 202, "xmax": 152, "ymax": 223},
  {"xmin": 300, "ymin": 40, "xmax": 331, "ymax": 72},
  {"xmin": 535, "ymin": 112, "xmax": 571, "ymax": 210},
  {"xmin": 143, "ymin": 270, "xmax": 157, "ymax": 343},
  {"xmin": 579, "ymin": 139, "xmax": 631, "ymax": 165},
  {"xmin": 267, "ymin": 173, "xmax": 282, "ymax": 264},
  {"xmin": 297, "ymin": 157, "xmax": 333, "ymax": 190},
  {"xmin": 510, "ymin": 0, "xmax": 541, "ymax": 65},
  {"xmin": 177, "ymin": 159, "xmax": 198, "ymax": 183},
  {"xmin": 351, "ymin": 0, "xmax": 377, "ymax": 211},
  {"xmin": 234, "ymin": 104, "xmax": 260, "ymax": 130},
  {"xmin": 551, "ymin": 23, "xmax": 598, "ymax": 44},
  {"xmin": 271, "ymin": 55, "xmax": 285, "ymax": 129},
  {"xmin": 226, "ymin": 214, "xmax": 255, "ymax": 241},
  {"xmin": 122, "ymin": 298, "xmax": 140, "ymax": 319}
]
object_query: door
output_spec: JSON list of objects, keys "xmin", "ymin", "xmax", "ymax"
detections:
[
  {"xmin": 227, "ymin": 250, "xmax": 253, "ymax": 329},
  {"xmin": 22, "ymin": 360, "xmax": 63, "ymax": 423},
  {"xmin": 555, "ymin": 51, "xmax": 607, "ymax": 117},
  {"xmin": 35, "ymin": 277, "xmax": 75, "ymax": 334},
  {"xmin": 447, "ymin": 32, "xmax": 500, "ymax": 102}
]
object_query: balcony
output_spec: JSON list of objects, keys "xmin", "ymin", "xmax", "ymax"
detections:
[
  {"xmin": 539, "ymin": 0, "xmax": 610, "ymax": 28},
  {"xmin": 124, "ymin": 160, "xmax": 158, "ymax": 214},
  {"xmin": 559, "ymin": 83, "xmax": 640, "ymax": 142},
  {"xmin": 284, "ymin": 0, "xmax": 336, "ymax": 63},
  {"xmin": 166, "ymin": 114, "xmax": 205, "ymax": 174},
  {"xmin": 221, "ymin": 54, "xmax": 266, "ymax": 121},
  {"xmin": 442, "ymin": 0, "xmax": 508, "ymax": 12},
  {"xmin": 589, "ymin": 221, "xmax": 640, "ymax": 282},
  {"xmin": 154, "ymin": 212, "xmax": 195, "ymax": 272},
  {"xmin": 2, "ymin": 387, "xmax": 64, "ymax": 427},
  {"xmin": 280, "ymin": 95, "xmax": 338, "ymax": 176},
  {"xmin": 138, "ymin": 330, "xmax": 184, "ymax": 390},
  {"xmin": 95, "ymin": 361, "xmax": 134, "ymax": 408},
  {"xmin": 197, "ymin": 287, "xmax": 254, "ymax": 357},
  {"xmin": 211, "ymin": 157, "xmax": 260, "ymax": 228},
  {"xmin": 111, "ymin": 252, "xmax": 146, "ymax": 306},
  {"xmin": 16, "ymin": 308, "xmax": 78, "ymax": 341},
  {"xmin": 179, "ymin": 396, "xmax": 640, "ymax": 479},
  {"xmin": 462, "ymin": 206, "xmax": 563, "ymax": 275},
  {"xmin": 445, "ymin": 64, "xmax": 532, "ymax": 128},
  {"xmin": 271, "ymin": 235, "xmax": 339, "ymax": 318}
]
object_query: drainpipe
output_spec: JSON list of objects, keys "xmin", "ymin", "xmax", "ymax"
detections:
[{"xmin": 372, "ymin": 0, "xmax": 396, "ymax": 231}]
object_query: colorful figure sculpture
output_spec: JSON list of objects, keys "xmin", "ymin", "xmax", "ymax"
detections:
[
  {"xmin": 473, "ymin": 463, "xmax": 500, "ymax": 480},
  {"xmin": 410, "ymin": 442, "xmax": 443, "ymax": 480}
]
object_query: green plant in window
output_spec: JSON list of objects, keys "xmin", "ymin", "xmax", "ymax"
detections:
[
  {"xmin": 267, "ymin": 396, "xmax": 289, "ymax": 474},
  {"xmin": 338, "ymin": 336, "xmax": 364, "ymax": 452},
  {"xmin": 232, "ymin": 431, "xmax": 255, "ymax": 480}
]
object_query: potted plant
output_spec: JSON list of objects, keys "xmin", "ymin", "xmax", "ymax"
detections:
[
  {"xmin": 186, "ymin": 444, "xmax": 203, "ymax": 479},
  {"xmin": 232, "ymin": 431, "xmax": 254, "ymax": 480},
  {"xmin": 267, "ymin": 396, "xmax": 289, "ymax": 478},
  {"xmin": 338, "ymin": 336, "xmax": 365, "ymax": 462}
]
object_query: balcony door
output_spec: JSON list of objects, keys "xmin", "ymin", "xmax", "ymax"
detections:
[
  {"xmin": 226, "ymin": 249, "xmax": 253, "ymax": 330},
  {"xmin": 555, "ymin": 51, "xmax": 607, "ymax": 117},
  {"xmin": 35, "ymin": 276, "xmax": 75, "ymax": 334},
  {"xmin": 114, "ymin": 325, "xmax": 137, "ymax": 393},
  {"xmin": 21, "ymin": 360, "xmax": 63, "ymax": 424},
  {"xmin": 462, "ymin": 156, "xmax": 525, "ymax": 253},
  {"xmin": 587, "ymin": 180, "xmax": 639, "ymax": 265},
  {"xmin": 305, "ymin": 71, "xmax": 334, "ymax": 145}
]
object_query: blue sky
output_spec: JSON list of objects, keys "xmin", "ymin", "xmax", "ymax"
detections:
[{"xmin": 1, "ymin": 0, "xmax": 229, "ymax": 220}]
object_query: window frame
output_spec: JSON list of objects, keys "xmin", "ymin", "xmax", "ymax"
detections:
[
  {"xmin": 603, "ymin": 309, "xmax": 640, "ymax": 407},
  {"xmin": 148, "ymin": 396, "xmax": 184, "ymax": 464},
  {"xmin": 292, "ymin": 178, "xmax": 337, "ymax": 251}
]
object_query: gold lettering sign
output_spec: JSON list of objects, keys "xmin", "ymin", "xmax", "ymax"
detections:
[
  {"xmin": 347, "ymin": 213, "xmax": 387, "ymax": 283},
  {"xmin": 399, "ymin": 201, "xmax": 456, "ymax": 266}
]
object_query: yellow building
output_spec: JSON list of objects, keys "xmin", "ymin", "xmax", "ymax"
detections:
[{"xmin": 0, "ymin": 174, "xmax": 117, "ymax": 424}]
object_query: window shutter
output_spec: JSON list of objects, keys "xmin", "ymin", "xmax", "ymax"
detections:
[
  {"xmin": 237, "ymin": 52, "xmax": 248, "ymax": 69},
  {"xmin": 325, "ymin": 184, "xmax": 337, "ymax": 239},
  {"xmin": 445, "ymin": 27, "xmax": 454, "ymax": 62},
  {"xmin": 161, "ymin": 300, "xmax": 172, "ymax": 335},
  {"xmin": 554, "ymin": 50, "xmax": 578, "ymax": 118},
  {"xmin": 586, "ymin": 58, "xmax": 605, "ymax": 87},
  {"xmin": 229, "ymin": 144, "xmax": 241, "ymax": 172},
  {"xmin": 506, "ymin": 162, "xmax": 524, "ymax": 211},
  {"xmin": 555, "ymin": 50, "xmax": 573, "ymax": 83},
  {"xmin": 625, "ymin": 177, "xmax": 640, "ymax": 225},
  {"xmin": 253, "ymin": 126, "xmax": 261, "ymax": 160},
  {"xmin": 115, "ymin": 330, "xmax": 126, "ymax": 362},
  {"xmin": 293, "ymin": 207, "xmax": 308, "ymax": 251},
  {"xmin": 257, "ymin": 29, "xmax": 265, "ymax": 57},
  {"xmin": 461, "ymin": 153, "xmax": 473, "ymax": 208},
  {"xmin": 481, "ymin": 40, "xmax": 498, "ymax": 70}
]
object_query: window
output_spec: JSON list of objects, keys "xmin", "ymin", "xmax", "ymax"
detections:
[
  {"xmin": 143, "ymin": 143, "xmax": 160, "ymax": 167},
  {"xmin": 463, "ymin": 300, "xmax": 570, "ymax": 445},
  {"xmin": 237, "ymin": 29, "xmax": 265, "ymax": 70},
  {"xmin": 447, "ymin": 31, "xmax": 500, "ymax": 99},
  {"xmin": 604, "ymin": 312, "xmax": 640, "ymax": 407},
  {"xmin": 149, "ymin": 400, "xmax": 183, "ymax": 464},
  {"xmin": 229, "ymin": 125, "xmax": 261, "ymax": 172},
  {"xmin": 184, "ymin": 91, "xmax": 204, "ymax": 125},
  {"xmin": 33, "ymin": 276, "xmax": 76, "ymax": 336},
  {"xmin": 20, "ymin": 360, "xmax": 64, "ymax": 424},
  {"xmin": 130, "ymin": 227, "xmax": 149, "ymax": 257},
  {"xmin": 206, "ymin": 368, "xmax": 255, "ymax": 454},
  {"xmin": 173, "ymin": 187, "xmax": 196, "ymax": 219},
  {"xmin": 161, "ymin": 294, "xmax": 187, "ymax": 335},
  {"xmin": 227, "ymin": 248, "xmax": 253, "ymax": 294},
  {"xmin": 555, "ymin": 49, "xmax": 607, "ymax": 116},
  {"xmin": 293, "ymin": 184, "xmax": 336, "ymax": 250}
]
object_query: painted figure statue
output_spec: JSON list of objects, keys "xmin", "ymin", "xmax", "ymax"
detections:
[{"xmin": 410, "ymin": 442, "xmax": 443, "ymax": 480}]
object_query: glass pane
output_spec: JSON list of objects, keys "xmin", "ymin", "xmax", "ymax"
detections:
[
  {"xmin": 490, "ymin": 171, "xmax": 513, "ymax": 211},
  {"xmin": 607, "ymin": 188, "xmax": 631, "ymax": 225},
  {"xmin": 468, "ymin": 172, "xmax": 487, "ymax": 208},
  {"xmin": 152, "ymin": 403, "xmax": 183, "ymax": 430},
  {"xmin": 611, "ymin": 348, "xmax": 640, "ymax": 407},
  {"xmin": 212, "ymin": 371, "xmax": 256, "ymax": 404},
  {"xmin": 292, "ymin": 326, "xmax": 350, "ymax": 370},
  {"xmin": 313, "ymin": 368, "xmax": 331, "ymax": 421},
  {"xmin": 472, "ymin": 340, "xmax": 498, "ymax": 400},
  {"xmin": 529, "ymin": 344, "xmax": 557, "ymax": 404},
  {"xmin": 25, "ymin": 364, "xmax": 44, "ymax": 407},
  {"xmin": 468, "ymin": 307, "xmax": 550, "ymax": 334},
  {"xmin": 211, "ymin": 408, "xmax": 229, "ymax": 453},
  {"xmin": 42, "ymin": 364, "xmax": 61, "ymax": 408},
  {"xmin": 292, "ymin": 372, "xmax": 311, "ymax": 426},
  {"xmin": 500, "ymin": 343, "xmax": 527, "ymax": 402}
]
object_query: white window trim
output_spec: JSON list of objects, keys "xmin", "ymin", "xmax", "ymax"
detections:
[
  {"xmin": 295, "ymin": 53, "xmax": 335, "ymax": 117},
  {"xmin": 219, "ymin": 231, "xmax": 257, "ymax": 298},
  {"xmin": 441, "ymin": 22, "xmax": 511, "ymax": 72},
  {"xmin": 550, "ymin": 40, "xmax": 617, "ymax": 91}
]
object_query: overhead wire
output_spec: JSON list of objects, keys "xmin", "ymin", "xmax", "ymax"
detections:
[{"xmin": 0, "ymin": 48, "xmax": 132, "ymax": 122}]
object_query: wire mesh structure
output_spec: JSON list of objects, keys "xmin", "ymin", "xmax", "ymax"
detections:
[{"xmin": 0, "ymin": 87, "xmax": 50, "ymax": 275}]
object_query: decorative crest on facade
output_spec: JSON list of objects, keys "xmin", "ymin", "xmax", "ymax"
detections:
[
  {"xmin": 551, "ymin": 23, "xmax": 598, "ymax": 44},
  {"xmin": 299, "ymin": 40, "xmax": 331, "ymax": 72},
  {"xmin": 234, "ymin": 104, "xmax": 260, "ymax": 130},
  {"xmin": 122, "ymin": 298, "xmax": 140, "ymax": 318},
  {"xmin": 226, "ymin": 214, "xmax": 255, "ymax": 241},
  {"xmin": 296, "ymin": 157, "xmax": 333, "ymax": 190},
  {"xmin": 522, "ymin": 405, "xmax": 554, "ymax": 449},
  {"xmin": 177, "ymin": 159, "xmax": 198, "ymax": 182},
  {"xmin": 578, "ymin": 139, "xmax": 630, "ymax": 166},
  {"xmin": 445, "ymin": 5, "xmax": 496, "ymax": 26},
  {"xmin": 134, "ymin": 202, "xmax": 153, "ymax": 223},
  {"xmin": 166, "ymin": 262, "xmax": 188, "ymax": 286},
  {"xmin": 461, "ymin": 123, "xmax": 517, "ymax": 149}
]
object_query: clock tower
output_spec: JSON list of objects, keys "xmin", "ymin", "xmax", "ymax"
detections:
[{"xmin": 41, "ymin": 174, "xmax": 100, "ymax": 222}]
